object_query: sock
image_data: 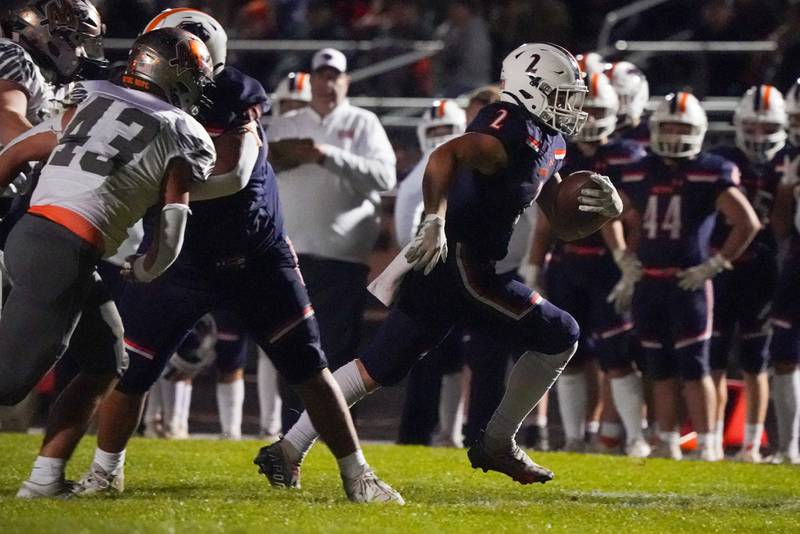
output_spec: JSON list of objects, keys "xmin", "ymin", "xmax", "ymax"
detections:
[
  {"xmin": 641, "ymin": 418, "xmax": 649, "ymax": 431},
  {"xmin": 484, "ymin": 345, "xmax": 576, "ymax": 451},
  {"xmin": 171, "ymin": 381, "xmax": 192, "ymax": 436},
  {"xmin": 28, "ymin": 456, "xmax": 65, "ymax": 485},
  {"xmin": 144, "ymin": 382, "xmax": 162, "ymax": 427},
  {"xmin": 257, "ymin": 351, "xmax": 282, "ymax": 436},
  {"xmin": 217, "ymin": 379, "xmax": 245, "ymax": 439},
  {"xmin": 697, "ymin": 432, "xmax": 714, "ymax": 452},
  {"xmin": 586, "ymin": 420, "xmax": 600, "ymax": 435},
  {"xmin": 336, "ymin": 449, "xmax": 368, "ymax": 480},
  {"xmin": 283, "ymin": 361, "xmax": 368, "ymax": 464},
  {"xmin": 715, "ymin": 418, "xmax": 725, "ymax": 452},
  {"xmin": 658, "ymin": 430, "xmax": 680, "ymax": 447},
  {"xmin": 555, "ymin": 371, "xmax": 587, "ymax": 443},
  {"xmin": 743, "ymin": 423, "xmax": 764, "ymax": 451},
  {"xmin": 534, "ymin": 414, "xmax": 548, "ymax": 428},
  {"xmin": 436, "ymin": 371, "xmax": 465, "ymax": 446},
  {"xmin": 610, "ymin": 373, "xmax": 645, "ymax": 442},
  {"xmin": 93, "ymin": 447, "xmax": 126, "ymax": 475},
  {"xmin": 773, "ymin": 370, "xmax": 800, "ymax": 456}
]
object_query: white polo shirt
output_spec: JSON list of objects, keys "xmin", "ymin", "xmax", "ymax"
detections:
[{"xmin": 269, "ymin": 101, "xmax": 396, "ymax": 264}]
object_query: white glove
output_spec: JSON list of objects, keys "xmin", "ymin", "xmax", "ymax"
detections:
[
  {"xmin": 677, "ymin": 253, "xmax": 732, "ymax": 291},
  {"xmin": 517, "ymin": 262, "xmax": 543, "ymax": 294},
  {"xmin": 405, "ymin": 214, "xmax": 447, "ymax": 275},
  {"xmin": 578, "ymin": 173, "xmax": 623, "ymax": 218},
  {"xmin": 606, "ymin": 249, "xmax": 641, "ymax": 314},
  {"xmin": 781, "ymin": 153, "xmax": 800, "ymax": 186}
]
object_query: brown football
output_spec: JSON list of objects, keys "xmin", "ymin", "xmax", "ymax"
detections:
[{"xmin": 555, "ymin": 170, "xmax": 604, "ymax": 229}]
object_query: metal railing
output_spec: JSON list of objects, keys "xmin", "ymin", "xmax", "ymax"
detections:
[
  {"xmin": 596, "ymin": 0, "xmax": 673, "ymax": 53},
  {"xmin": 614, "ymin": 40, "xmax": 777, "ymax": 53}
]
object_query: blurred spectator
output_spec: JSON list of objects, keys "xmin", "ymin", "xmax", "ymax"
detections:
[
  {"xmin": 433, "ymin": 0, "xmax": 491, "ymax": 97},
  {"xmin": 768, "ymin": 4, "xmax": 800, "ymax": 91}
]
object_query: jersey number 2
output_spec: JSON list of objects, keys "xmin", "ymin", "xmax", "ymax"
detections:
[
  {"xmin": 643, "ymin": 194, "xmax": 682, "ymax": 240},
  {"xmin": 489, "ymin": 109, "xmax": 508, "ymax": 130},
  {"xmin": 50, "ymin": 96, "xmax": 161, "ymax": 176}
]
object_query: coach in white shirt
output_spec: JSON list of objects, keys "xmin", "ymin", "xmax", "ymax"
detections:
[{"xmin": 269, "ymin": 48, "xmax": 396, "ymax": 426}]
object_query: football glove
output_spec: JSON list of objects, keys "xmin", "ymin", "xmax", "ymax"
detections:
[
  {"xmin": 606, "ymin": 249, "xmax": 641, "ymax": 314},
  {"xmin": 577, "ymin": 173, "xmax": 623, "ymax": 218},
  {"xmin": 677, "ymin": 253, "xmax": 732, "ymax": 291},
  {"xmin": 405, "ymin": 214, "xmax": 447, "ymax": 275},
  {"xmin": 781, "ymin": 153, "xmax": 800, "ymax": 186}
]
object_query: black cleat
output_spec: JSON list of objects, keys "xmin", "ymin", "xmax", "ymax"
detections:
[
  {"xmin": 468, "ymin": 438, "xmax": 554, "ymax": 485},
  {"xmin": 254, "ymin": 440, "xmax": 301, "ymax": 489}
]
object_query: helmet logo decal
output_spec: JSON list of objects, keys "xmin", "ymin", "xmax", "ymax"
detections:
[
  {"xmin": 526, "ymin": 54, "xmax": 540, "ymax": 74},
  {"xmin": 178, "ymin": 21, "xmax": 210, "ymax": 43},
  {"xmin": 171, "ymin": 37, "xmax": 210, "ymax": 77},
  {"xmin": 43, "ymin": 0, "xmax": 79, "ymax": 34}
]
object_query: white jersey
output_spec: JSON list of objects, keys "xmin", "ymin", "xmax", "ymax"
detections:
[
  {"xmin": 31, "ymin": 80, "xmax": 215, "ymax": 257},
  {"xmin": 0, "ymin": 39, "xmax": 55, "ymax": 125}
]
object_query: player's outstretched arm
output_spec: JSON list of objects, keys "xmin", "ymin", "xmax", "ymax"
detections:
[
  {"xmin": 189, "ymin": 122, "xmax": 259, "ymax": 202},
  {"xmin": 0, "ymin": 80, "xmax": 34, "ymax": 145},
  {"xmin": 126, "ymin": 158, "xmax": 192, "ymax": 283},
  {"xmin": 406, "ymin": 132, "xmax": 507, "ymax": 274}
]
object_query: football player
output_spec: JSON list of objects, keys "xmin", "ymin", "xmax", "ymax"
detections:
[
  {"xmin": 3, "ymin": 27, "xmax": 217, "ymax": 497},
  {"xmin": 264, "ymin": 43, "xmax": 623, "ymax": 485},
  {"xmin": 533, "ymin": 72, "xmax": 649, "ymax": 457},
  {"xmin": 768, "ymin": 79, "xmax": 800, "ymax": 464},
  {"xmin": 707, "ymin": 85, "xmax": 788, "ymax": 462},
  {"xmin": 272, "ymin": 71, "xmax": 311, "ymax": 116},
  {"xmin": 74, "ymin": 9, "xmax": 402, "ymax": 505},
  {"xmin": 607, "ymin": 61, "xmax": 650, "ymax": 148},
  {"xmin": 607, "ymin": 92, "xmax": 760, "ymax": 461}
]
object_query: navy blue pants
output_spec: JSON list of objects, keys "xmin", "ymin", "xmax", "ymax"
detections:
[{"xmin": 771, "ymin": 245, "xmax": 800, "ymax": 366}]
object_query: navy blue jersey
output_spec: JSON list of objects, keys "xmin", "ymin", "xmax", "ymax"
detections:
[
  {"xmin": 553, "ymin": 139, "xmax": 646, "ymax": 254},
  {"xmin": 141, "ymin": 66, "xmax": 283, "ymax": 262},
  {"xmin": 620, "ymin": 152, "xmax": 739, "ymax": 268},
  {"xmin": 614, "ymin": 118, "xmax": 650, "ymax": 149},
  {"xmin": 709, "ymin": 145, "xmax": 785, "ymax": 257},
  {"xmin": 446, "ymin": 102, "xmax": 566, "ymax": 260}
]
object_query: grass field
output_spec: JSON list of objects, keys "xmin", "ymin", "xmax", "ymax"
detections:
[{"xmin": 0, "ymin": 434, "xmax": 798, "ymax": 533}]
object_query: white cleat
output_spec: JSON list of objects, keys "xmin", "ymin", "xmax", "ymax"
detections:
[
  {"xmin": 766, "ymin": 452, "xmax": 800, "ymax": 465},
  {"xmin": 342, "ymin": 469, "xmax": 405, "ymax": 505},
  {"xmin": 651, "ymin": 441, "xmax": 683, "ymax": 460},
  {"xmin": 734, "ymin": 447, "xmax": 762, "ymax": 464},
  {"xmin": 72, "ymin": 463, "xmax": 124, "ymax": 496},
  {"xmin": 625, "ymin": 438, "xmax": 652, "ymax": 459},
  {"xmin": 16, "ymin": 479, "xmax": 74, "ymax": 499}
]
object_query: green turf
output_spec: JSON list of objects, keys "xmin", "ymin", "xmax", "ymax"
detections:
[{"xmin": 0, "ymin": 434, "xmax": 798, "ymax": 533}]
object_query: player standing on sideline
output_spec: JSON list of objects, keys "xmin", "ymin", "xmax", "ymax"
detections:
[
  {"xmin": 74, "ymin": 10, "xmax": 402, "ymax": 505},
  {"xmin": 767, "ymin": 79, "xmax": 800, "ymax": 464},
  {"xmin": 707, "ymin": 85, "xmax": 788, "ymax": 462},
  {"xmin": 533, "ymin": 72, "xmax": 649, "ymax": 457},
  {"xmin": 2, "ymin": 27, "xmax": 217, "ymax": 496},
  {"xmin": 607, "ymin": 61, "xmax": 650, "ymax": 148},
  {"xmin": 607, "ymin": 92, "xmax": 760, "ymax": 461},
  {"xmin": 261, "ymin": 43, "xmax": 623, "ymax": 486}
]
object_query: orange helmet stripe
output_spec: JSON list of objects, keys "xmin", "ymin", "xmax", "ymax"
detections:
[
  {"xmin": 590, "ymin": 73, "xmax": 600, "ymax": 97},
  {"xmin": 678, "ymin": 92, "xmax": 689, "ymax": 113},
  {"xmin": 763, "ymin": 85, "xmax": 772, "ymax": 111},
  {"xmin": 296, "ymin": 72, "xmax": 306, "ymax": 92},
  {"xmin": 437, "ymin": 99, "xmax": 447, "ymax": 117},
  {"xmin": 144, "ymin": 7, "xmax": 201, "ymax": 33}
]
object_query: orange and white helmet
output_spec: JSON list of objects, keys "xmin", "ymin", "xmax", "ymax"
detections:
[
  {"xmin": 273, "ymin": 72, "xmax": 311, "ymax": 116},
  {"xmin": 575, "ymin": 52, "xmax": 608, "ymax": 75},
  {"xmin": 501, "ymin": 43, "xmax": 588, "ymax": 136},
  {"xmin": 574, "ymin": 72, "xmax": 618, "ymax": 142},
  {"xmin": 650, "ymin": 91, "xmax": 707, "ymax": 158},
  {"xmin": 734, "ymin": 84, "xmax": 787, "ymax": 163},
  {"xmin": 143, "ymin": 8, "xmax": 227, "ymax": 75},
  {"xmin": 416, "ymin": 99, "xmax": 466, "ymax": 151},
  {"xmin": 607, "ymin": 61, "xmax": 649, "ymax": 127}
]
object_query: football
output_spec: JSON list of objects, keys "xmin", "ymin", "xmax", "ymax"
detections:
[{"xmin": 555, "ymin": 170, "xmax": 605, "ymax": 229}]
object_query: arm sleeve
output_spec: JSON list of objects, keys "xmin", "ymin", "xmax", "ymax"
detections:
[
  {"xmin": 189, "ymin": 126, "xmax": 259, "ymax": 201},
  {"xmin": 132, "ymin": 203, "xmax": 191, "ymax": 283},
  {"xmin": 319, "ymin": 113, "xmax": 397, "ymax": 194}
]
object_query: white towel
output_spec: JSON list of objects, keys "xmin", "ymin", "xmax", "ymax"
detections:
[{"xmin": 367, "ymin": 243, "xmax": 414, "ymax": 306}]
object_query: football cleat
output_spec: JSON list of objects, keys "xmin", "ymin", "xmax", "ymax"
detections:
[
  {"xmin": 253, "ymin": 440, "xmax": 301, "ymax": 489},
  {"xmin": 734, "ymin": 448, "xmax": 762, "ymax": 464},
  {"xmin": 467, "ymin": 438, "xmax": 554, "ymax": 484},
  {"xmin": 625, "ymin": 438, "xmax": 652, "ymax": 459},
  {"xmin": 766, "ymin": 452, "xmax": 800, "ymax": 465},
  {"xmin": 16, "ymin": 479, "xmax": 75, "ymax": 499},
  {"xmin": 72, "ymin": 463, "xmax": 124, "ymax": 496},
  {"xmin": 651, "ymin": 441, "xmax": 683, "ymax": 461},
  {"xmin": 342, "ymin": 469, "xmax": 405, "ymax": 505}
]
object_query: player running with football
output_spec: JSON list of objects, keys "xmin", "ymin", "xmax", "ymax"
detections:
[{"xmin": 260, "ymin": 43, "xmax": 624, "ymax": 486}]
